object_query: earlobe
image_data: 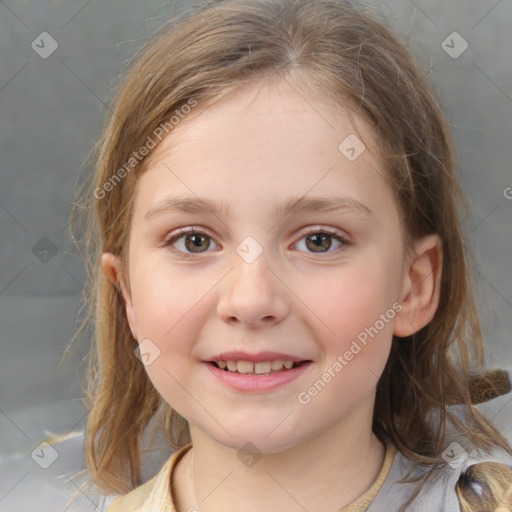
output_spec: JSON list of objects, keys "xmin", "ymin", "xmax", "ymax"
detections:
[
  {"xmin": 100, "ymin": 252, "xmax": 139, "ymax": 340},
  {"xmin": 393, "ymin": 234, "xmax": 443, "ymax": 337}
]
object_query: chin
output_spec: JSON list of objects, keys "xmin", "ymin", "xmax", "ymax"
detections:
[{"xmin": 217, "ymin": 428, "xmax": 301, "ymax": 454}]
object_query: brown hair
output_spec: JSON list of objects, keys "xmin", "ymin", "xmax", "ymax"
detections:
[{"xmin": 67, "ymin": 0, "xmax": 512, "ymax": 508}]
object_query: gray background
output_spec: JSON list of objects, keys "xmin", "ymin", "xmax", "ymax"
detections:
[{"xmin": 0, "ymin": 0, "xmax": 511, "ymax": 510}]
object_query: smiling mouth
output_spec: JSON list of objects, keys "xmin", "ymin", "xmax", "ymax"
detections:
[{"xmin": 208, "ymin": 360, "xmax": 310, "ymax": 376}]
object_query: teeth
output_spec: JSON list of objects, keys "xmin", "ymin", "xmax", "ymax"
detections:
[
  {"xmin": 214, "ymin": 359, "xmax": 299, "ymax": 374},
  {"xmin": 271, "ymin": 360, "xmax": 284, "ymax": 370},
  {"xmin": 254, "ymin": 361, "xmax": 272, "ymax": 374},
  {"xmin": 236, "ymin": 361, "xmax": 254, "ymax": 374}
]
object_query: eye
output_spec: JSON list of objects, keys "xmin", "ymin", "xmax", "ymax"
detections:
[
  {"xmin": 294, "ymin": 228, "xmax": 349, "ymax": 254},
  {"xmin": 164, "ymin": 228, "xmax": 219, "ymax": 254},
  {"xmin": 164, "ymin": 227, "xmax": 349, "ymax": 255}
]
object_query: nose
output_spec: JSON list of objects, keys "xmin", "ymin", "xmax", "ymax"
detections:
[{"xmin": 216, "ymin": 253, "xmax": 290, "ymax": 328}]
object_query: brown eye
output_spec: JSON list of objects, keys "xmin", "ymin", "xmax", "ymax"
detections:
[
  {"xmin": 293, "ymin": 228, "xmax": 348, "ymax": 255},
  {"xmin": 165, "ymin": 229, "xmax": 218, "ymax": 254},
  {"xmin": 305, "ymin": 233, "xmax": 333, "ymax": 253},
  {"xmin": 184, "ymin": 233, "xmax": 211, "ymax": 252}
]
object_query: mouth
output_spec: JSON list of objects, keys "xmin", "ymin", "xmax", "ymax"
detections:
[{"xmin": 207, "ymin": 359, "xmax": 311, "ymax": 376}]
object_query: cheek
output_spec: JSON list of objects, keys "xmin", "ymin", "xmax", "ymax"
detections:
[
  {"xmin": 292, "ymin": 256, "xmax": 399, "ymax": 400},
  {"xmin": 297, "ymin": 267, "xmax": 396, "ymax": 412},
  {"xmin": 132, "ymin": 269, "xmax": 211, "ymax": 408},
  {"xmin": 296, "ymin": 258, "xmax": 400, "ymax": 343},
  {"xmin": 132, "ymin": 261, "xmax": 212, "ymax": 342}
]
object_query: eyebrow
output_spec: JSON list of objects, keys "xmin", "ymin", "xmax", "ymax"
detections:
[{"xmin": 144, "ymin": 195, "xmax": 373, "ymax": 221}]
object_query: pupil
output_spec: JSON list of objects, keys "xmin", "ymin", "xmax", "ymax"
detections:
[{"xmin": 307, "ymin": 234, "xmax": 331, "ymax": 252}]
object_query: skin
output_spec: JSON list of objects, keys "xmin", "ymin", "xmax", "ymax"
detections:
[{"xmin": 102, "ymin": 75, "xmax": 442, "ymax": 511}]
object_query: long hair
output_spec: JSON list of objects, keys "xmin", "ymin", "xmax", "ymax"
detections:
[{"xmin": 67, "ymin": 0, "xmax": 511, "ymax": 508}]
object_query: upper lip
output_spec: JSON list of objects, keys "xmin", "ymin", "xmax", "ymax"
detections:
[{"xmin": 206, "ymin": 351, "xmax": 310, "ymax": 363}]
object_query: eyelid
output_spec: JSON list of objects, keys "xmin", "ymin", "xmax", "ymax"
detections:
[{"xmin": 295, "ymin": 225, "xmax": 346, "ymax": 239}]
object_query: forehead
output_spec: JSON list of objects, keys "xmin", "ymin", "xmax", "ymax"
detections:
[
  {"xmin": 132, "ymin": 77, "xmax": 392, "ymax": 219},
  {"xmin": 144, "ymin": 75, "xmax": 383, "ymax": 166}
]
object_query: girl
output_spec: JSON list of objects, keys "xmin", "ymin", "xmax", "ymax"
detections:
[{"xmin": 68, "ymin": 0, "xmax": 512, "ymax": 510}]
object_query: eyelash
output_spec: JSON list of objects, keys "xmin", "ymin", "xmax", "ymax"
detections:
[{"xmin": 163, "ymin": 226, "xmax": 350, "ymax": 257}]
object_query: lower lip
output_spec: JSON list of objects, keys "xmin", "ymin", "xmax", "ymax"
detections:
[{"xmin": 204, "ymin": 361, "xmax": 313, "ymax": 392}]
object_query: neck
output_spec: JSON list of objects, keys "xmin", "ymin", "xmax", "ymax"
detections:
[{"xmin": 173, "ymin": 407, "xmax": 386, "ymax": 512}]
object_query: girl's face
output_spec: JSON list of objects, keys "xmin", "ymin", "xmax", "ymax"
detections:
[{"xmin": 104, "ymin": 77, "xmax": 410, "ymax": 452}]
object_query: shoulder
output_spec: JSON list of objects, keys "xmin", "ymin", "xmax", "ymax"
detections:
[
  {"xmin": 368, "ymin": 441, "xmax": 512, "ymax": 512},
  {"xmin": 108, "ymin": 475, "xmax": 159, "ymax": 512},
  {"xmin": 107, "ymin": 443, "xmax": 192, "ymax": 512}
]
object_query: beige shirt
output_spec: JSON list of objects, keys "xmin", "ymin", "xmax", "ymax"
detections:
[{"xmin": 108, "ymin": 442, "xmax": 396, "ymax": 512}]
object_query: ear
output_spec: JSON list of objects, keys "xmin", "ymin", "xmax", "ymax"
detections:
[
  {"xmin": 100, "ymin": 252, "xmax": 139, "ymax": 341},
  {"xmin": 393, "ymin": 234, "xmax": 443, "ymax": 337}
]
